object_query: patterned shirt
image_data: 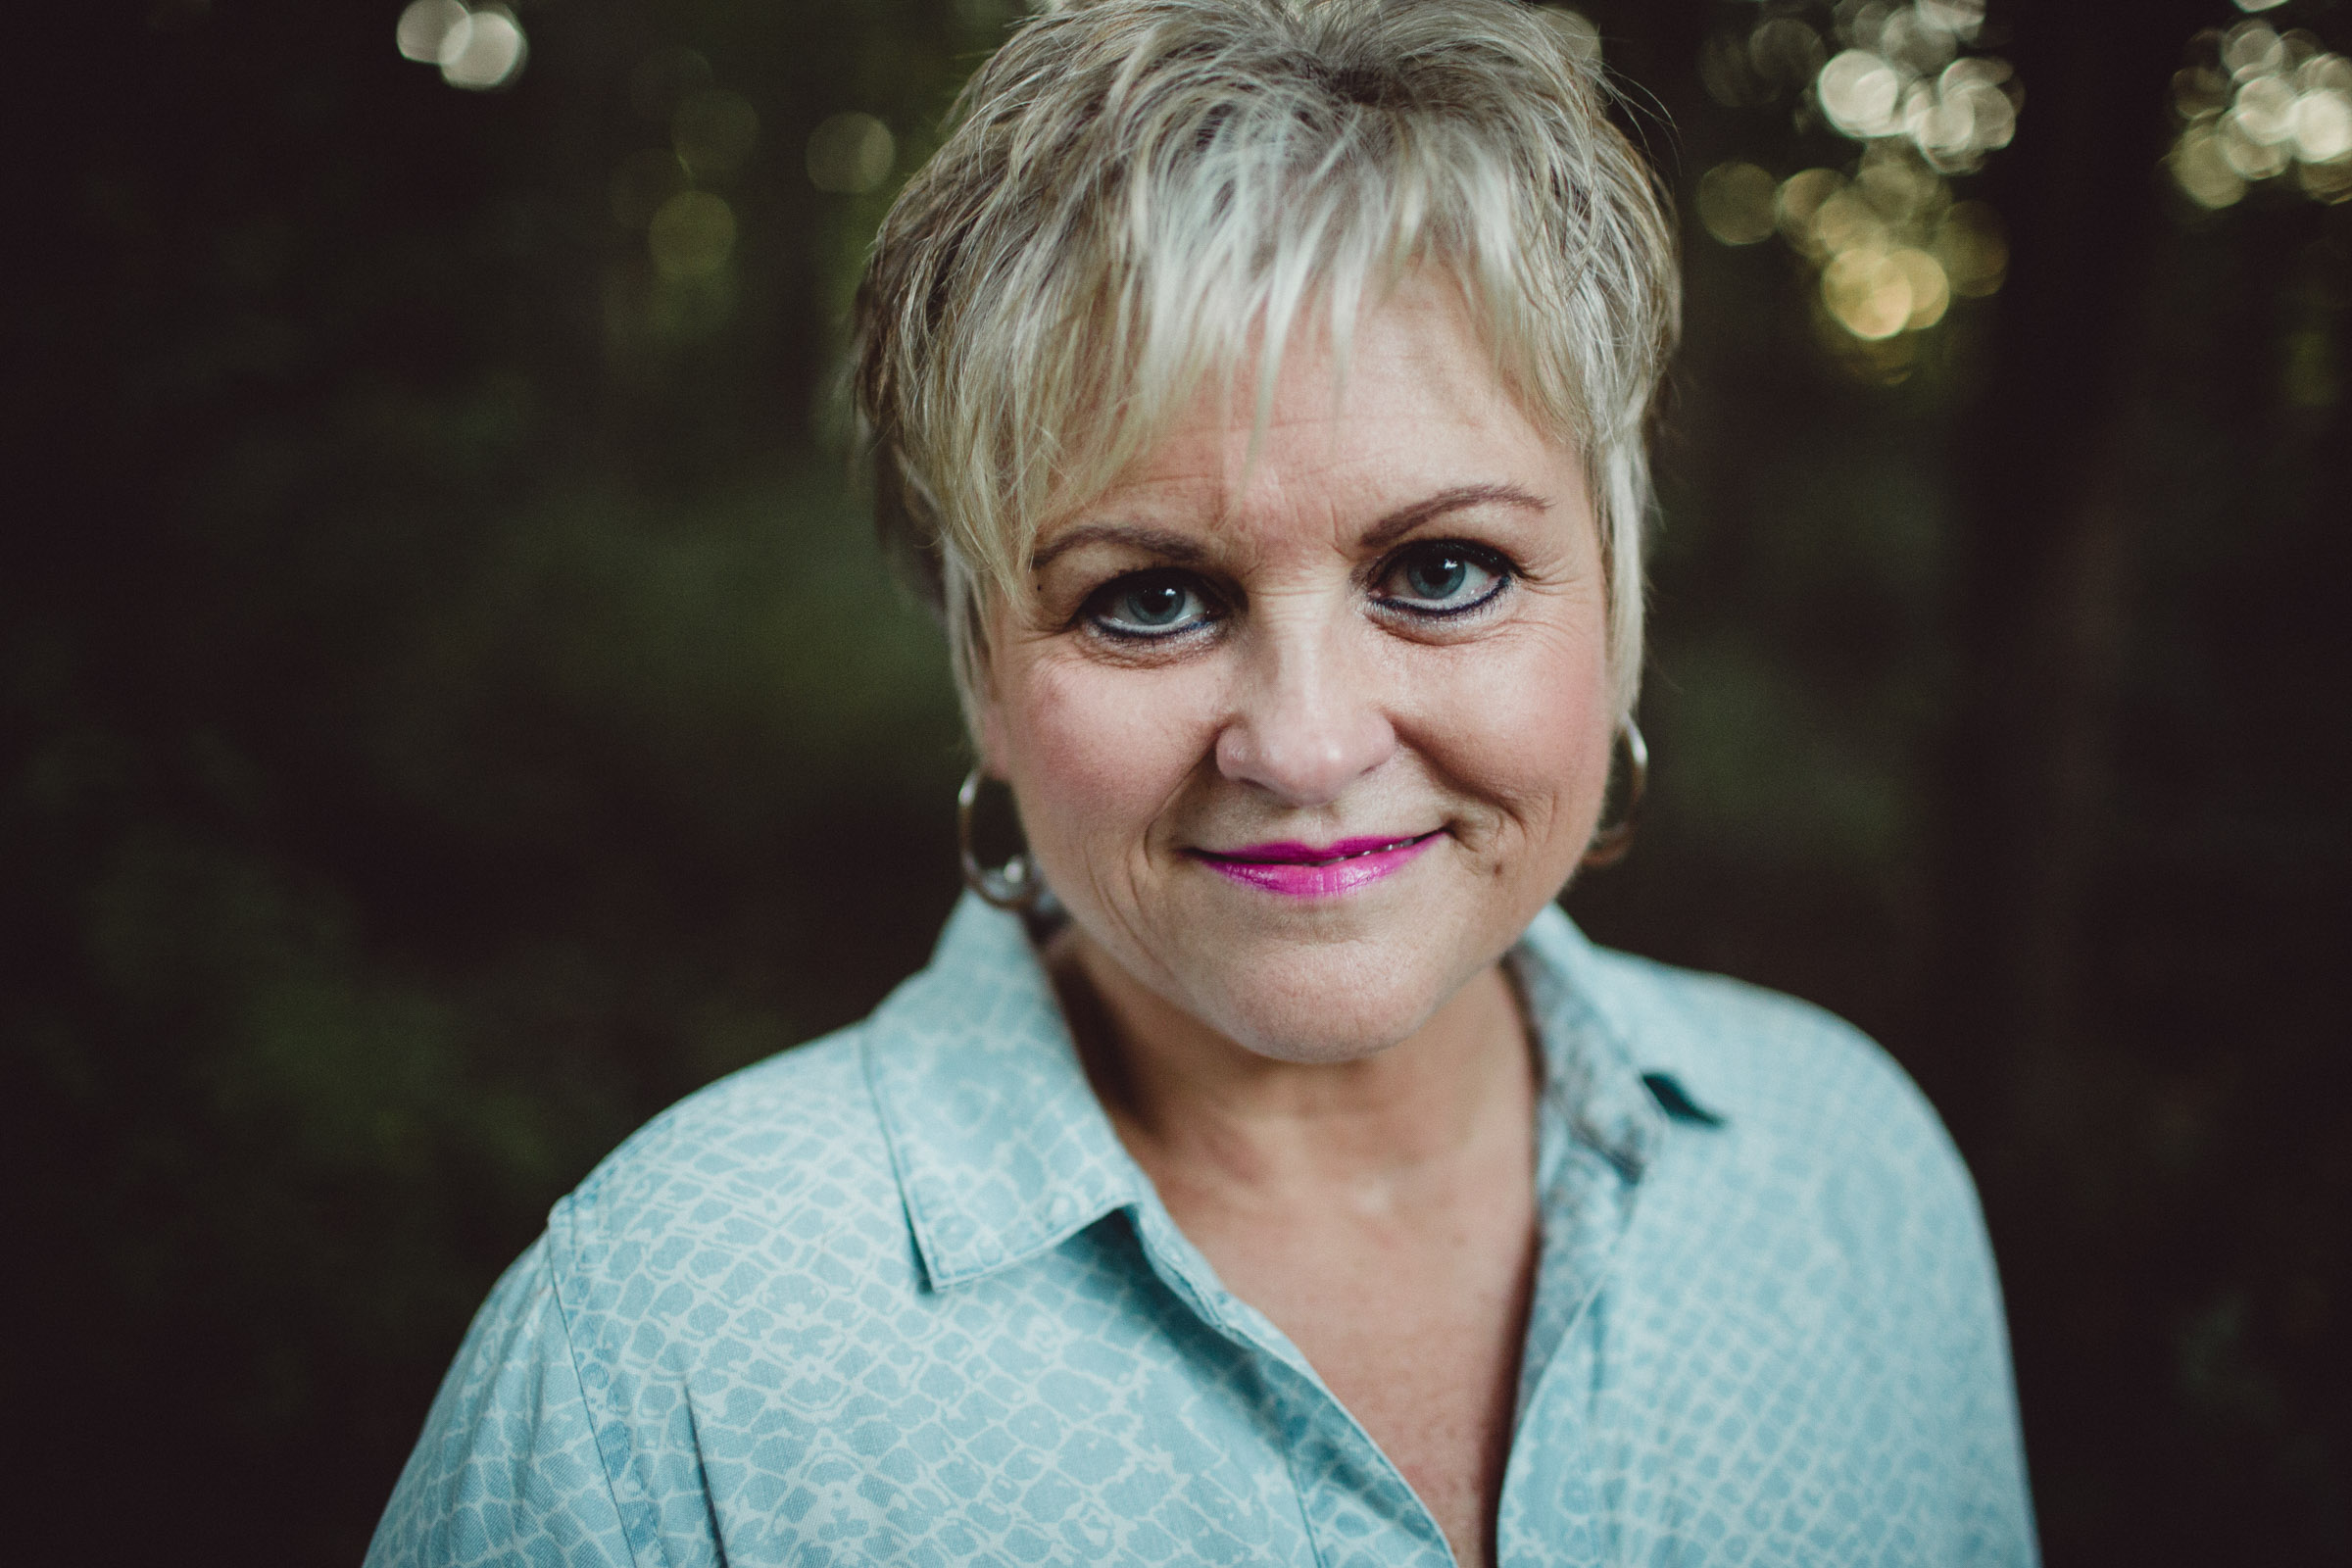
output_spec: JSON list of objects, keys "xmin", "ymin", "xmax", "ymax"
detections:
[{"xmin": 368, "ymin": 894, "xmax": 2037, "ymax": 1567}]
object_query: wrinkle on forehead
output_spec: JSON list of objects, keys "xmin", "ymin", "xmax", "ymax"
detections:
[{"xmin": 1034, "ymin": 275, "xmax": 1563, "ymax": 564}]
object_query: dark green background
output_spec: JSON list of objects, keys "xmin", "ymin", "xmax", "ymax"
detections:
[{"xmin": 6, "ymin": 1, "xmax": 2345, "ymax": 1561}]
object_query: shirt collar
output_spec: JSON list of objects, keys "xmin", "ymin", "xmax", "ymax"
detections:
[
  {"xmin": 1513, "ymin": 901, "xmax": 1671, "ymax": 1179},
  {"xmin": 862, "ymin": 894, "xmax": 1150, "ymax": 1289},
  {"xmin": 863, "ymin": 893, "xmax": 1676, "ymax": 1290}
]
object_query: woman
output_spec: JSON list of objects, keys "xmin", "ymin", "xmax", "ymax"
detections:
[{"xmin": 370, "ymin": 1, "xmax": 2035, "ymax": 1563}]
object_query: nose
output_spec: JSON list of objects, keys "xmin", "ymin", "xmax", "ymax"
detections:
[{"xmin": 1213, "ymin": 614, "xmax": 1397, "ymax": 807}]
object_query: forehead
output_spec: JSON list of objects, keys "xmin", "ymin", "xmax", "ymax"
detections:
[{"xmin": 1042, "ymin": 279, "xmax": 1571, "ymax": 550}]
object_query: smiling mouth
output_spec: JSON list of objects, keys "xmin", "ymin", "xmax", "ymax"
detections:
[
  {"xmin": 1196, "ymin": 831, "xmax": 1444, "ymax": 865},
  {"xmin": 1188, "ymin": 830, "xmax": 1443, "ymax": 897}
]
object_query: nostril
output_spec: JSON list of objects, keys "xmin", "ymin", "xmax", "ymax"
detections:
[
  {"xmin": 1213, "ymin": 629, "xmax": 1398, "ymax": 803},
  {"xmin": 1215, "ymin": 709, "xmax": 1396, "ymax": 807}
]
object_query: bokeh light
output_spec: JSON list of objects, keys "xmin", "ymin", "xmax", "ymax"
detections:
[
  {"xmin": 1774, "ymin": 167, "xmax": 1845, "ymax": 247},
  {"xmin": 806, "ymin": 113, "xmax": 896, "ymax": 195},
  {"xmin": 1698, "ymin": 144, "xmax": 1990, "ymax": 350},
  {"xmin": 1702, "ymin": 11, "xmax": 1828, "ymax": 108},
  {"xmin": 1819, "ymin": 48, "xmax": 1904, "ymax": 138},
  {"xmin": 648, "ymin": 190, "xmax": 735, "ymax": 280},
  {"xmin": 673, "ymin": 90, "xmax": 760, "ymax": 182},
  {"xmin": 610, "ymin": 149, "xmax": 691, "ymax": 231},
  {"xmin": 2292, "ymin": 75, "xmax": 2352, "ymax": 160},
  {"xmin": 604, "ymin": 50, "xmax": 767, "ymax": 342},
  {"xmin": 1695, "ymin": 1, "xmax": 2019, "ymax": 362},
  {"xmin": 1818, "ymin": 243, "xmax": 1948, "ymax": 339},
  {"xmin": 395, "ymin": 0, "xmax": 465, "ymax": 64},
  {"xmin": 1933, "ymin": 200, "xmax": 2008, "ymax": 297},
  {"xmin": 1807, "ymin": 3, "xmax": 2020, "ymax": 172},
  {"xmin": 1702, "ymin": 0, "xmax": 2013, "ymax": 157},
  {"xmin": 1697, "ymin": 161, "xmax": 1778, "ymax": 245},
  {"xmin": 2168, "ymin": 24, "xmax": 2352, "ymax": 208},
  {"xmin": 395, "ymin": 1, "xmax": 526, "ymax": 92}
]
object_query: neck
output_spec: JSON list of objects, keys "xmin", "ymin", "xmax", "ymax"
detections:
[{"xmin": 1050, "ymin": 929, "xmax": 1537, "ymax": 1208}]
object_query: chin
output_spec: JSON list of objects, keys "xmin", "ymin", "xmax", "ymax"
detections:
[{"xmin": 1161, "ymin": 932, "xmax": 1465, "ymax": 1064}]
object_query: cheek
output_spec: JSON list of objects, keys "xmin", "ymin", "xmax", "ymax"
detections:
[
  {"xmin": 1404, "ymin": 620, "xmax": 1614, "ymax": 828},
  {"xmin": 997, "ymin": 653, "xmax": 1214, "ymax": 857}
]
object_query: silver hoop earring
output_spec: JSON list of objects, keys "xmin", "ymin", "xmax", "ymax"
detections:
[
  {"xmin": 957, "ymin": 767, "xmax": 1041, "ymax": 910},
  {"xmin": 1581, "ymin": 718, "xmax": 1648, "ymax": 869}
]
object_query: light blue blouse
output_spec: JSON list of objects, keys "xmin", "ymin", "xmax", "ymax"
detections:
[{"xmin": 368, "ymin": 894, "xmax": 2036, "ymax": 1567}]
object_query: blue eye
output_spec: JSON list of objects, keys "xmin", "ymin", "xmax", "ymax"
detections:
[
  {"xmin": 1089, "ymin": 573, "xmax": 1216, "ymax": 638},
  {"xmin": 1379, "ymin": 542, "xmax": 1508, "ymax": 614}
]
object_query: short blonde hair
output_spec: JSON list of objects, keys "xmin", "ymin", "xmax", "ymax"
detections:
[{"xmin": 853, "ymin": 0, "xmax": 1679, "ymax": 718}]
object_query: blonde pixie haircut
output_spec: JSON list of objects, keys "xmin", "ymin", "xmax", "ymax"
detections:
[{"xmin": 853, "ymin": 0, "xmax": 1679, "ymax": 719}]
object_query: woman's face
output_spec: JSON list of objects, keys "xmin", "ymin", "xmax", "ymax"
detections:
[{"xmin": 979, "ymin": 280, "xmax": 1618, "ymax": 1063}]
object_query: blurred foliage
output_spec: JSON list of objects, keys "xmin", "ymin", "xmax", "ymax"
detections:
[{"xmin": 3, "ymin": 0, "xmax": 2346, "ymax": 1563}]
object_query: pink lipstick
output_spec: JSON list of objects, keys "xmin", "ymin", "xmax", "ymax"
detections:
[{"xmin": 1190, "ymin": 831, "xmax": 1441, "ymax": 898}]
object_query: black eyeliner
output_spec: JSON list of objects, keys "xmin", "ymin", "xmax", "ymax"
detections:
[
  {"xmin": 1370, "ymin": 538, "xmax": 1518, "ymax": 618},
  {"xmin": 1075, "ymin": 567, "xmax": 1226, "ymax": 642}
]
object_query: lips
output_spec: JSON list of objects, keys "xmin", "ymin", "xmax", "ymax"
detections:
[{"xmin": 1189, "ymin": 830, "xmax": 1442, "ymax": 898}]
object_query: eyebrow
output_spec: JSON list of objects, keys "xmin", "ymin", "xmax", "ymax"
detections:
[
  {"xmin": 1357, "ymin": 483, "xmax": 1550, "ymax": 550},
  {"xmin": 1028, "ymin": 523, "xmax": 1207, "ymax": 573},
  {"xmin": 1028, "ymin": 483, "xmax": 1549, "ymax": 573}
]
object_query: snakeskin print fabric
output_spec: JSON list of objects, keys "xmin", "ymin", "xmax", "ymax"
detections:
[{"xmin": 367, "ymin": 894, "xmax": 2037, "ymax": 1566}]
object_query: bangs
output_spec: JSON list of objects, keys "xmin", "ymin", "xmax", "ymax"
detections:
[{"xmin": 855, "ymin": 0, "xmax": 1677, "ymax": 721}]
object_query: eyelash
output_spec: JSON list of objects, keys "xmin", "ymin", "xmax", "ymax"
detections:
[
  {"xmin": 1372, "ymin": 540, "xmax": 1515, "ymax": 618},
  {"xmin": 1078, "ymin": 570, "xmax": 1225, "ymax": 642},
  {"xmin": 1076, "ymin": 539, "xmax": 1518, "ymax": 642}
]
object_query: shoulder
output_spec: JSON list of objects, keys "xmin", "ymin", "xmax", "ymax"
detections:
[
  {"xmin": 1571, "ymin": 946, "xmax": 2036, "ymax": 1553},
  {"xmin": 1575, "ymin": 944, "xmax": 2022, "ymax": 1402},
  {"xmin": 1593, "ymin": 946, "xmax": 1949, "ymax": 1152},
  {"xmin": 370, "ymin": 1032, "xmax": 925, "ymax": 1564},
  {"xmin": 1575, "ymin": 943, "xmax": 1985, "ymax": 1252},
  {"xmin": 1540, "ymin": 942, "xmax": 2035, "ymax": 1560},
  {"xmin": 544, "ymin": 1024, "xmax": 912, "ymax": 1291}
]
